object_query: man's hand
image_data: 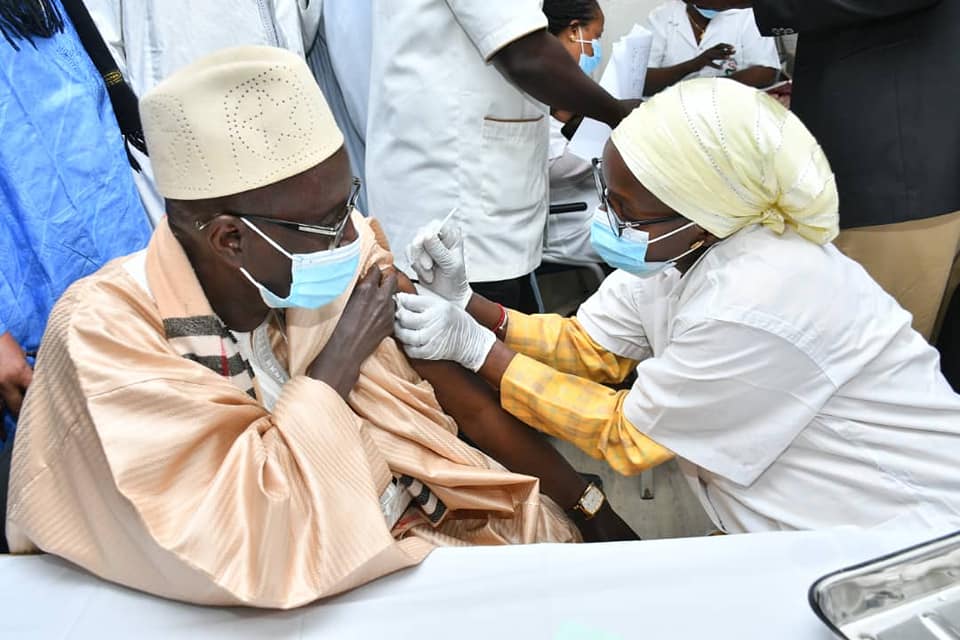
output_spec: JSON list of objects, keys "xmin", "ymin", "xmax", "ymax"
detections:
[
  {"xmin": 406, "ymin": 219, "xmax": 472, "ymax": 308},
  {"xmin": 695, "ymin": 43, "xmax": 736, "ymax": 70},
  {"xmin": 0, "ymin": 332, "xmax": 33, "ymax": 437},
  {"xmin": 394, "ymin": 294, "xmax": 495, "ymax": 372},
  {"xmin": 307, "ymin": 268, "xmax": 398, "ymax": 398}
]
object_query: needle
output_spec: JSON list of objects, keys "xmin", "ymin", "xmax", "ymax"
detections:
[{"xmin": 438, "ymin": 208, "xmax": 458, "ymax": 240}]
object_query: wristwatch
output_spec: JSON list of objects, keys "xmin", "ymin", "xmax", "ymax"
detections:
[{"xmin": 569, "ymin": 483, "xmax": 606, "ymax": 521}]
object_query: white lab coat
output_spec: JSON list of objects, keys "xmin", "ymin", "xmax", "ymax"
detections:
[
  {"xmin": 648, "ymin": 1, "xmax": 780, "ymax": 81},
  {"xmin": 87, "ymin": 1, "xmax": 321, "ymax": 225},
  {"xmin": 577, "ymin": 225, "xmax": 960, "ymax": 533},
  {"xmin": 306, "ymin": 0, "xmax": 372, "ymax": 214},
  {"xmin": 367, "ymin": 0, "xmax": 550, "ymax": 282},
  {"xmin": 543, "ymin": 117, "xmax": 601, "ymax": 266}
]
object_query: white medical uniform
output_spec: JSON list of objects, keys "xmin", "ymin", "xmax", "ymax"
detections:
[
  {"xmin": 306, "ymin": 0, "xmax": 372, "ymax": 214},
  {"xmin": 577, "ymin": 225, "xmax": 960, "ymax": 533},
  {"xmin": 87, "ymin": 0, "xmax": 321, "ymax": 225},
  {"xmin": 367, "ymin": 0, "xmax": 550, "ymax": 282},
  {"xmin": 544, "ymin": 118, "xmax": 601, "ymax": 266},
  {"xmin": 648, "ymin": 1, "xmax": 779, "ymax": 81}
]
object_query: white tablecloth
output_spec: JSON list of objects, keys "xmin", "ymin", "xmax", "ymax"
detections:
[{"xmin": 0, "ymin": 528, "xmax": 937, "ymax": 639}]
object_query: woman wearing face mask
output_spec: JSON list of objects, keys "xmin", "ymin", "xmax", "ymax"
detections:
[
  {"xmin": 541, "ymin": 0, "xmax": 605, "ymax": 266},
  {"xmin": 644, "ymin": 0, "xmax": 779, "ymax": 96},
  {"xmin": 393, "ymin": 79, "xmax": 960, "ymax": 534}
]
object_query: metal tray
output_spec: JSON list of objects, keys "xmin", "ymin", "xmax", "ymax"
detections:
[{"xmin": 810, "ymin": 530, "xmax": 960, "ymax": 639}]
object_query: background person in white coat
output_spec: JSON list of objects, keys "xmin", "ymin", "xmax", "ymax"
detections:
[
  {"xmin": 367, "ymin": 0, "xmax": 634, "ymax": 313},
  {"xmin": 393, "ymin": 80, "xmax": 960, "ymax": 534},
  {"xmin": 644, "ymin": 0, "xmax": 779, "ymax": 96},
  {"xmin": 306, "ymin": 0, "xmax": 373, "ymax": 215},
  {"xmin": 542, "ymin": 0, "xmax": 604, "ymax": 267}
]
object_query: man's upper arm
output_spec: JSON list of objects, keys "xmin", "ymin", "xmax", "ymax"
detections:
[
  {"xmin": 752, "ymin": 0, "xmax": 941, "ymax": 35},
  {"xmin": 444, "ymin": 0, "xmax": 547, "ymax": 61}
]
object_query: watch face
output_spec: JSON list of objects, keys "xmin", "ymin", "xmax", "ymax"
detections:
[{"xmin": 581, "ymin": 485, "xmax": 605, "ymax": 516}]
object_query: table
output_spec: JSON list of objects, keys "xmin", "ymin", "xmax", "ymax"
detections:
[{"xmin": 0, "ymin": 528, "xmax": 937, "ymax": 639}]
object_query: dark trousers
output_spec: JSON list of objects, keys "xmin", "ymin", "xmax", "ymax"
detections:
[
  {"xmin": 472, "ymin": 274, "xmax": 539, "ymax": 314},
  {"xmin": 1, "ymin": 433, "xmax": 13, "ymax": 553}
]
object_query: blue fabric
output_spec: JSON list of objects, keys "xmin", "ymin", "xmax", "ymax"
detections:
[{"xmin": 0, "ymin": 1, "xmax": 151, "ymax": 441}]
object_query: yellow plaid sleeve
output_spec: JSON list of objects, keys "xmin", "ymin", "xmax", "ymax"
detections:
[
  {"xmin": 504, "ymin": 311, "xmax": 637, "ymax": 384},
  {"xmin": 501, "ymin": 353, "xmax": 674, "ymax": 476}
]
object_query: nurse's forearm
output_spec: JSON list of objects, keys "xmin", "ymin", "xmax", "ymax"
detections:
[
  {"xmin": 476, "ymin": 341, "xmax": 517, "ymax": 390},
  {"xmin": 466, "ymin": 293, "xmax": 511, "ymax": 340},
  {"xmin": 644, "ymin": 62, "xmax": 702, "ymax": 96},
  {"xmin": 498, "ymin": 352, "xmax": 676, "ymax": 477},
  {"xmin": 493, "ymin": 30, "xmax": 628, "ymax": 129},
  {"xmin": 730, "ymin": 66, "xmax": 779, "ymax": 88}
]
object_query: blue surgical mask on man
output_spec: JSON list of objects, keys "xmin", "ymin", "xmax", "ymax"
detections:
[
  {"xmin": 575, "ymin": 27, "xmax": 603, "ymax": 76},
  {"xmin": 694, "ymin": 6, "xmax": 722, "ymax": 20},
  {"xmin": 238, "ymin": 217, "xmax": 361, "ymax": 309},
  {"xmin": 590, "ymin": 207, "xmax": 702, "ymax": 278}
]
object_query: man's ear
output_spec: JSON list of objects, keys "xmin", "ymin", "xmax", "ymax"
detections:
[
  {"xmin": 204, "ymin": 215, "xmax": 246, "ymax": 269},
  {"xmin": 567, "ymin": 22, "xmax": 583, "ymax": 40}
]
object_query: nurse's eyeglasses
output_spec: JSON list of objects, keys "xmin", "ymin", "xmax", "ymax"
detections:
[
  {"xmin": 592, "ymin": 159, "xmax": 683, "ymax": 237},
  {"xmin": 197, "ymin": 177, "xmax": 362, "ymax": 248}
]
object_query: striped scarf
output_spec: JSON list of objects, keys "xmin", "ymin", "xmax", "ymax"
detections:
[{"xmin": 161, "ymin": 316, "xmax": 257, "ymax": 399}]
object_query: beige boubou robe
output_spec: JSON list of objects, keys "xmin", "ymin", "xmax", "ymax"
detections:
[{"xmin": 6, "ymin": 214, "xmax": 577, "ymax": 608}]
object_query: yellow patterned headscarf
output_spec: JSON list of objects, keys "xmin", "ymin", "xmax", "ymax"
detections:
[{"xmin": 610, "ymin": 78, "xmax": 839, "ymax": 244}]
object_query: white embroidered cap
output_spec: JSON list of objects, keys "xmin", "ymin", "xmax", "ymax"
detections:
[{"xmin": 140, "ymin": 45, "xmax": 343, "ymax": 200}]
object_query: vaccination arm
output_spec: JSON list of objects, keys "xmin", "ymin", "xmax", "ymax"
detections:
[{"xmin": 395, "ymin": 274, "xmax": 639, "ymax": 541}]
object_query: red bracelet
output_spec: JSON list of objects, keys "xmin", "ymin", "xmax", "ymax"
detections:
[{"xmin": 493, "ymin": 304, "xmax": 508, "ymax": 336}]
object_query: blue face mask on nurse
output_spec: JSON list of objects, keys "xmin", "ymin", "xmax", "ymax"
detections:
[
  {"xmin": 589, "ymin": 152, "xmax": 712, "ymax": 278},
  {"xmin": 552, "ymin": 5, "xmax": 606, "ymax": 78}
]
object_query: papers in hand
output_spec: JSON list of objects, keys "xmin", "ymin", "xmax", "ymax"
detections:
[{"xmin": 568, "ymin": 24, "xmax": 654, "ymax": 163}]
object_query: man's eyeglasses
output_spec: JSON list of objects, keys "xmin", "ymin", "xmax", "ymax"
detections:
[
  {"xmin": 591, "ymin": 159, "xmax": 682, "ymax": 237},
  {"xmin": 198, "ymin": 177, "xmax": 362, "ymax": 247}
]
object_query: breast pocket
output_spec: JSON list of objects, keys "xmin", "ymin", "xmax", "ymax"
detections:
[{"xmin": 479, "ymin": 116, "xmax": 548, "ymax": 218}]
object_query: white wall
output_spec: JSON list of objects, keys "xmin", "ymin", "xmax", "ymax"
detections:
[{"xmin": 597, "ymin": 0, "xmax": 660, "ymax": 57}]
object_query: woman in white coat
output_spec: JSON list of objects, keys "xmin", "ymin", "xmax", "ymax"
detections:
[
  {"xmin": 542, "ymin": 0, "xmax": 604, "ymax": 267},
  {"xmin": 394, "ymin": 79, "xmax": 960, "ymax": 534}
]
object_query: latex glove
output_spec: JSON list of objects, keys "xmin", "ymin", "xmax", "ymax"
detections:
[
  {"xmin": 393, "ymin": 293, "xmax": 495, "ymax": 372},
  {"xmin": 405, "ymin": 216, "xmax": 472, "ymax": 308}
]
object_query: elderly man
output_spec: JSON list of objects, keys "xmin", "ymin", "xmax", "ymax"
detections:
[{"xmin": 5, "ymin": 47, "xmax": 638, "ymax": 607}]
